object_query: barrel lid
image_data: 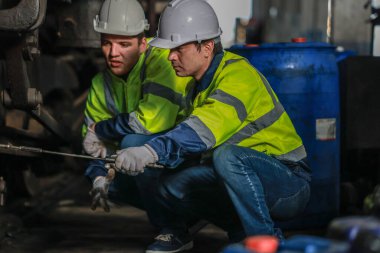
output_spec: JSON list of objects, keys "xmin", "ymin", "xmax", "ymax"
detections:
[
  {"xmin": 291, "ymin": 37, "xmax": 307, "ymax": 43},
  {"xmin": 230, "ymin": 41, "xmax": 335, "ymax": 50}
]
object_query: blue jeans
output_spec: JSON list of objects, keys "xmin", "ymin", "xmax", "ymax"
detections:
[
  {"xmin": 85, "ymin": 134, "xmax": 186, "ymax": 232},
  {"xmin": 157, "ymin": 144, "xmax": 310, "ymax": 240},
  {"xmin": 157, "ymin": 164, "xmax": 246, "ymax": 241},
  {"xmin": 213, "ymin": 144, "xmax": 311, "ymax": 238}
]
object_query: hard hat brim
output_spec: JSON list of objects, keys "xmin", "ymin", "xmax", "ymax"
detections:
[
  {"xmin": 94, "ymin": 26, "xmax": 142, "ymax": 36},
  {"xmin": 148, "ymin": 37, "xmax": 184, "ymax": 49}
]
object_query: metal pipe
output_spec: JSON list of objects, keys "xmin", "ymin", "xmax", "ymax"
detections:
[
  {"xmin": 0, "ymin": 143, "xmax": 115, "ymax": 163},
  {"xmin": 0, "ymin": 143, "xmax": 164, "ymax": 168},
  {"xmin": 0, "ymin": 177, "xmax": 6, "ymax": 206},
  {"xmin": 326, "ymin": 0, "xmax": 335, "ymax": 43}
]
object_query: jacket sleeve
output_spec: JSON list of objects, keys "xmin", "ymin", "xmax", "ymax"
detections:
[
  {"xmin": 147, "ymin": 121, "xmax": 208, "ymax": 168},
  {"xmin": 94, "ymin": 112, "xmax": 134, "ymax": 140},
  {"xmin": 95, "ymin": 47, "xmax": 192, "ymax": 141},
  {"xmin": 82, "ymin": 74, "xmax": 115, "ymax": 137}
]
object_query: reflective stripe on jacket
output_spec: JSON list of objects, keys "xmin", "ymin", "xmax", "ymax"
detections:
[
  {"xmin": 82, "ymin": 45, "xmax": 193, "ymax": 138},
  {"xmin": 148, "ymin": 51, "xmax": 306, "ymax": 168}
]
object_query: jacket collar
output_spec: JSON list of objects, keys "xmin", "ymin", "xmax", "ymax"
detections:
[{"xmin": 196, "ymin": 51, "xmax": 224, "ymax": 94}]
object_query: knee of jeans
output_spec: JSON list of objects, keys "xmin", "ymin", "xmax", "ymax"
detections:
[
  {"xmin": 214, "ymin": 144, "xmax": 232, "ymax": 161},
  {"xmin": 137, "ymin": 167, "xmax": 161, "ymax": 179},
  {"xmin": 158, "ymin": 179, "xmax": 188, "ymax": 204},
  {"xmin": 270, "ymin": 184, "xmax": 311, "ymax": 220},
  {"xmin": 213, "ymin": 145, "xmax": 239, "ymax": 175}
]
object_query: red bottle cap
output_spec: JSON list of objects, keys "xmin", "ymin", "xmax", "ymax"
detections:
[
  {"xmin": 291, "ymin": 37, "xmax": 307, "ymax": 43},
  {"xmin": 245, "ymin": 44, "xmax": 259, "ymax": 47},
  {"xmin": 244, "ymin": 236, "xmax": 279, "ymax": 253}
]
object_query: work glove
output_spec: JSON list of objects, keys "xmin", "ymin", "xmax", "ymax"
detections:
[
  {"xmin": 115, "ymin": 144, "xmax": 158, "ymax": 176},
  {"xmin": 89, "ymin": 170, "xmax": 114, "ymax": 212},
  {"xmin": 83, "ymin": 126, "xmax": 107, "ymax": 158}
]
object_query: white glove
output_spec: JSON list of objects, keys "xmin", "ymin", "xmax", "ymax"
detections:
[
  {"xmin": 115, "ymin": 145, "xmax": 158, "ymax": 175},
  {"xmin": 90, "ymin": 176, "xmax": 111, "ymax": 212},
  {"xmin": 83, "ymin": 126, "xmax": 107, "ymax": 158}
]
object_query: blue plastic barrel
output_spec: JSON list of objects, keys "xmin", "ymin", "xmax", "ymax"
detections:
[
  {"xmin": 278, "ymin": 235, "xmax": 350, "ymax": 253},
  {"xmin": 221, "ymin": 244, "xmax": 252, "ymax": 253},
  {"xmin": 228, "ymin": 42, "xmax": 340, "ymax": 229}
]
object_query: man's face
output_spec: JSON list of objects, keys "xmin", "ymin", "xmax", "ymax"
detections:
[
  {"xmin": 168, "ymin": 42, "xmax": 213, "ymax": 81},
  {"xmin": 101, "ymin": 33, "xmax": 146, "ymax": 76}
]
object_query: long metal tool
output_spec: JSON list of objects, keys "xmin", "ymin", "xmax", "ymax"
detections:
[
  {"xmin": 0, "ymin": 143, "xmax": 115, "ymax": 163},
  {"xmin": 0, "ymin": 143, "xmax": 163, "ymax": 168}
]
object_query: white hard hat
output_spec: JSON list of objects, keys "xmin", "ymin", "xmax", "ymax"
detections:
[
  {"xmin": 93, "ymin": 0, "xmax": 149, "ymax": 36},
  {"xmin": 149, "ymin": 0, "xmax": 222, "ymax": 49}
]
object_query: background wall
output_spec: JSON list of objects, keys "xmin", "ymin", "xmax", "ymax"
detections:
[
  {"xmin": 206, "ymin": 0, "xmax": 252, "ymax": 48},
  {"xmin": 252, "ymin": 0, "xmax": 372, "ymax": 55},
  {"xmin": 146, "ymin": 0, "xmax": 373, "ymax": 55}
]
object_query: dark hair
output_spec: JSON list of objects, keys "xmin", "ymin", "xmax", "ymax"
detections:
[
  {"xmin": 136, "ymin": 32, "xmax": 146, "ymax": 45},
  {"xmin": 196, "ymin": 37, "xmax": 223, "ymax": 55}
]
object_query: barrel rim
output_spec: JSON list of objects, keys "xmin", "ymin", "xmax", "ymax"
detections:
[{"xmin": 229, "ymin": 42, "xmax": 336, "ymax": 50}]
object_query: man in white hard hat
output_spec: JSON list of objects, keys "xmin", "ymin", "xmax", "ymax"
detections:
[
  {"xmin": 90, "ymin": 0, "xmax": 311, "ymax": 251},
  {"xmin": 81, "ymin": 0, "xmax": 194, "ymax": 249}
]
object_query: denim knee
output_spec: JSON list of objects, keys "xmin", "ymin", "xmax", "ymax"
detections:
[
  {"xmin": 158, "ymin": 178, "xmax": 187, "ymax": 202},
  {"xmin": 213, "ymin": 144, "xmax": 240, "ymax": 176},
  {"xmin": 270, "ymin": 183, "xmax": 310, "ymax": 220},
  {"xmin": 213, "ymin": 144, "xmax": 234, "ymax": 161}
]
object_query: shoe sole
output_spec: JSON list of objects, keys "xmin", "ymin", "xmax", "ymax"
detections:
[{"xmin": 145, "ymin": 241, "xmax": 194, "ymax": 253}]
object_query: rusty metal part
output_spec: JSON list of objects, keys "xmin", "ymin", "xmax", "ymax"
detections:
[
  {"xmin": 1, "ymin": 89, "xmax": 42, "ymax": 109},
  {"xmin": 3, "ymin": 38, "xmax": 40, "ymax": 109},
  {"xmin": 23, "ymin": 31, "xmax": 41, "ymax": 61},
  {"xmin": 0, "ymin": 0, "xmax": 47, "ymax": 31},
  {"xmin": 1, "ymin": 89, "xmax": 69, "ymax": 143},
  {"xmin": 0, "ymin": 176, "xmax": 6, "ymax": 206},
  {"xmin": 29, "ymin": 107, "xmax": 73, "ymax": 143},
  {"xmin": 1, "ymin": 27, "xmax": 71, "ymax": 142}
]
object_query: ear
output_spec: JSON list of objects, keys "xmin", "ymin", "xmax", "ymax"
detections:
[
  {"xmin": 203, "ymin": 40, "xmax": 215, "ymax": 58},
  {"xmin": 139, "ymin": 37, "xmax": 147, "ymax": 53}
]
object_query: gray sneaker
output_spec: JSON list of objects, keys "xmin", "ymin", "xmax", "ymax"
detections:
[{"xmin": 145, "ymin": 233, "xmax": 193, "ymax": 253}]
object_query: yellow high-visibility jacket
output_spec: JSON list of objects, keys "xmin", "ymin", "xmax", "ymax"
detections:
[
  {"xmin": 82, "ymin": 45, "xmax": 193, "ymax": 140},
  {"xmin": 147, "ymin": 51, "xmax": 306, "ymax": 168}
]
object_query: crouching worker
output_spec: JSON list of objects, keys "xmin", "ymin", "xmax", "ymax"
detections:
[
  {"xmin": 88, "ymin": 0, "xmax": 311, "ymax": 252},
  {"xmin": 81, "ymin": 0, "xmax": 194, "ymax": 247}
]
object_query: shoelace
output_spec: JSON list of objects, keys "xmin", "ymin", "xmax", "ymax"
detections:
[{"xmin": 155, "ymin": 234, "xmax": 174, "ymax": 242}]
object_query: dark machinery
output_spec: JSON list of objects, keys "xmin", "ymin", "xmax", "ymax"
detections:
[
  {"xmin": 0, "ymin": 0, "xmax": 109, "ymax": 211},
  {"xmin": 0, "ymin": 1, "xmax": 111, "ymax": 243},
  {"xmin": 0, "ymin": 3, "xmax": 163, "ymax": 244}
]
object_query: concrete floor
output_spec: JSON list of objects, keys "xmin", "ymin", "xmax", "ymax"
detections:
[
  {"xmin": 0, "ymin": 171, "xmax": 328, "ymax": 253},
  {"xmin": 0, "ymin": 173, "xmax": 230, "ymax": 253}
]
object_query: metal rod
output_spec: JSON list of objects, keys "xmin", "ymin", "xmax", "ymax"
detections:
[
  {"xmin": 0, "ymin": 143, "xmax": 163, "ymax": 168},
  {"xmin": 326, "ymin": 0, "xmax": 335, "ymax": 43},
  {"xmin": 0, "ymin": 143, "xmax": 115, "ymax": 163}
]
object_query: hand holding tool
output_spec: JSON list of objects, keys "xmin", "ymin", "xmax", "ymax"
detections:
[
  {"xmin": 82, "ymin": 126, "xmax": 107, "ymax": 158},
  {"xmin": 89, "ymin": 168, "xmax": 115, "ymax": 212}
]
